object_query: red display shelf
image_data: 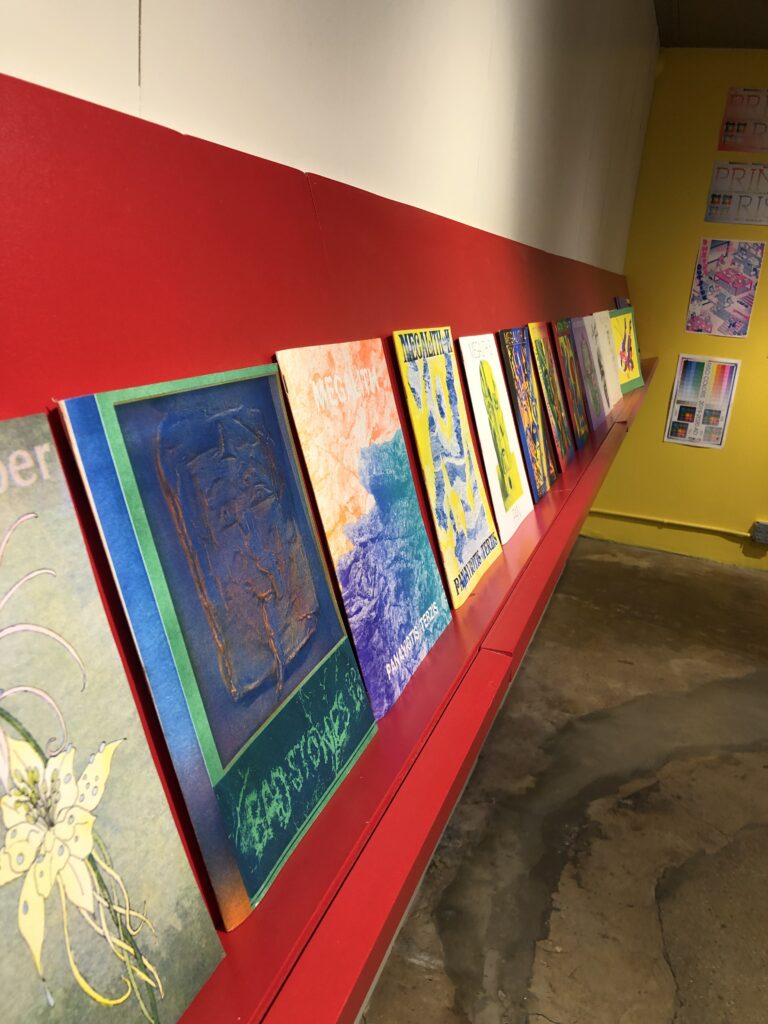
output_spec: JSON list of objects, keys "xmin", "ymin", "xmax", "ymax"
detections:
[{"xmin": 180, "ymin": 362, "xmax": 656, "ymax": 1024}]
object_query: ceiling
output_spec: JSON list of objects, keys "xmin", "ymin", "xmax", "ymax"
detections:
[{"xmin": 655, "ymin": 0, "xmax": 768, "ymax": 47}]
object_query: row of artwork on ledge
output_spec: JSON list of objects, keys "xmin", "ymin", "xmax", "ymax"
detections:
[{"xmin": 0, "ymin": 305, "xmax": 642, "ymax": 1021}]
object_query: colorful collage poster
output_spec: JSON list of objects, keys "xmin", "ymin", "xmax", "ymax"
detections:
[
  {"xmin": 528, "ymin": 321, "xmax": 575, "ymax": 471},
  {"xmin": 498, "ymin": 327, "xmax": 558, "ymax": 503},
  {"xmin": 592, "ymin": 311, "xmax": 624, "ymax": 409},
  {"xmin": 276, "ymin": 339, "xmax": 451, "ymax": 719},
  {"xmin": 570, "ymin": 316, "xmax": 608, "ymax": 431},
  {"xmin": 706, "ymin": 162, "xmax": 768, "ymax": 225},
  {"xmin": 0, "ymin": 414, "xmax": 222, "ymax": 1022},
  {"xmin": 393, "ymin": 327, "xmax": 501, "ymax": 609},
  {"xmin": 686, "ymin": 238, "xmax": 765, "ymax": 338},
  {"xmin": 609, "ymin": 307, "xmax": 644, "ymax": 393},
  {"xmin": 61, "ymin": 366, "xmax": 376, "ymax": 929},
  {"xmin": 719, "ymin": 88, "xmax": 768, "ymax": 151},
  {"xmin": 664, "ymin": 355, "xmax": 740, "ymax": 449},
  {"xmin": 552, "ymin": 319, "xmax": 590, "ymax": 448},
  {"xmin": 456, "ymin": 333, "xmax": 534, "ymax": 544}
]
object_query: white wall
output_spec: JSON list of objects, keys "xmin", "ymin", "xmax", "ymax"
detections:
[{"xmin": 0, "ymin": 0, "xmax": 658, "ymax": 273}]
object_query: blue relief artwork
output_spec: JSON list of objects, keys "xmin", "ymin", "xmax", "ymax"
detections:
[{"xmin": 115, "ymin": 374, "xmax": 344, "ymax": 767}]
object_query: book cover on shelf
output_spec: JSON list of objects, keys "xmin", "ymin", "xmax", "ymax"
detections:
[
  {"xmin": 552, "ymin": 319, "xmax": 591, "ymax": 449},
  {"xmin": 61, "ymin": 366, "xmax": 376, "ymax": 930},
  {"xmin": 456, "ymin": 333, "xmax": 534, "ymax": 544},
  {"xmin": 392, "ymin": 327, "xmax": 501, "ymax": 609},
  {"xmin": 592, "ymin": 311, "xmax": 624, "ymax": 408},
  {"xmin": 276, "ymin": 338, "xmax": 451, "ymax": 720},
  {"xmin": 528, "ymin": 321, "xmax": 576, "ymax": 472},
  {"xmin": 0, "ymin": 414, "xmax": 222, "ymax": 1023},
  {"xmin": 609, "ymin": 307, "xmax": 644, "ymax": 394},
  {"xmin": 570, "ymin": 316, "xmax": 608, "ymax": 431},
  {"xmin": 498, "ymin": 327, "xmax": 558, "ymax": 504},
  {"xmin": 583, "ymin": 315, "xmax": 614, "ymax": 415}
]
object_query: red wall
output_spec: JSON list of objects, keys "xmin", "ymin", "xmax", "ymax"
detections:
[{"xmin": 0, "ymin": 73, "xmax": 625, "ymax": 420}]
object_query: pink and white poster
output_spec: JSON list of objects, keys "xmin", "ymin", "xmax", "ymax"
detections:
[
  {"xmin": 686, "ymin": 238, "xmax": 764, "ymax": 338},
  {"xmin": 719, "ymin": 87, "xmax": 768, "ymax": 151}
]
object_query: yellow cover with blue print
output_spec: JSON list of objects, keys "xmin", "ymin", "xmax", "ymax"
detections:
[{"xmin": 393, "ymin": 327, "xmax": 501, "ymax": 609}]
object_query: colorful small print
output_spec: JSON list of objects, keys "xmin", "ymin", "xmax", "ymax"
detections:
[
  {"xmin": 591, "ymin": 312, "xmax": 623, "ymax": 409},
  {"xmin": 498, "ymin": 327, "xmax": 558, "ymax": 503},
  {"xmin": 702, "ymin": 409, "xmax": 721, "ymax": 425},
  {"xmin": 670, "ymin": 422, "xmax": 689, "ymax": 438},
  {"xmin": 609, "ymin": 308, "xmax": 644, "ymax": 394},
  {"xmin": 678, "ymin": 405, "xmax": 697, "ymax": 423},
  {"xmin": 553, "ymin": 320, "xmax": 590, "ymax": 448},
  {"xmin": 528, "ymin": 321, "xmax": 575, "ymax": 472}
]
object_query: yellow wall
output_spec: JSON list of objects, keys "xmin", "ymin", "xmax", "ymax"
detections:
[{"xmin": 583, "ymin": 48, "xmax": 768, "ymax": 570}]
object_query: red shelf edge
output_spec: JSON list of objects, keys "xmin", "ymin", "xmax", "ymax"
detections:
[
  {"xmin": 264, "ymin": 648, "xmax": 514, "ymax": 1024},
  {"xmin": 483, "ymin": 423, "xmax": 626, "ymax": 655}
]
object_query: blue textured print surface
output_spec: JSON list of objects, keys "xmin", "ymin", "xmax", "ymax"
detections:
[{"xmin": 336, "ymin": 431, "xmax": 451, "ymax": 717}]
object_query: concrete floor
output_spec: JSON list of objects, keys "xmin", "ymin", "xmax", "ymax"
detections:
[{"xmin": 363, "ymin": 537, "xmax": 768, "ymax": 1024}]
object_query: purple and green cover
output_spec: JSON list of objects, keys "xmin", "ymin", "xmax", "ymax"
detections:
[{"xmin": 61, "ymin": 365, "xmax": 376, "ymax": 930}]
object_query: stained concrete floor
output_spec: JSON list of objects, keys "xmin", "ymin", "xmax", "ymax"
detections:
[{"xmin": 363, "ymin": 537, "xmax": 768, "ymax": 1024}]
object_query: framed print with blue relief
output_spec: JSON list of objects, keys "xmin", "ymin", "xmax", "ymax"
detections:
[{"xmin": 61, "ymin": 366, "xmax": 375, "ymax": 931}]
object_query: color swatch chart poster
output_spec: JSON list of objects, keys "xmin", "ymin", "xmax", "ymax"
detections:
[
  {"xmin": 664, "ymin": 355, "xmax": 740, "ymax": 449},
  {"xmin": 686, "ymin": 238, "xmax": 764, "ymax": 338}
]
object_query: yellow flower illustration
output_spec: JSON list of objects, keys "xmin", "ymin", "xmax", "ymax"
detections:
[
  {"xmin": 1, "ymin": 511, "xmax": 163, "ymax": 1021},
  {"xmin": 0, "ymin": 736, "xmax": 121, "ymax": 983}
]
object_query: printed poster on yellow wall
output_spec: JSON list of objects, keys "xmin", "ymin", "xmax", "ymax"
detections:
[
  {"xmin": 393, "ymin": 327, "xmax": 501, "ymax": 608},
  {"xmin": 719, "ymin": 87, "xmax": 768, "ymax": 151}
]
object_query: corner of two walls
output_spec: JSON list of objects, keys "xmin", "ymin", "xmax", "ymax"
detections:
[{"xmin": 584, "ymin": 48, "xmax": 768, "ymax": 571}]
